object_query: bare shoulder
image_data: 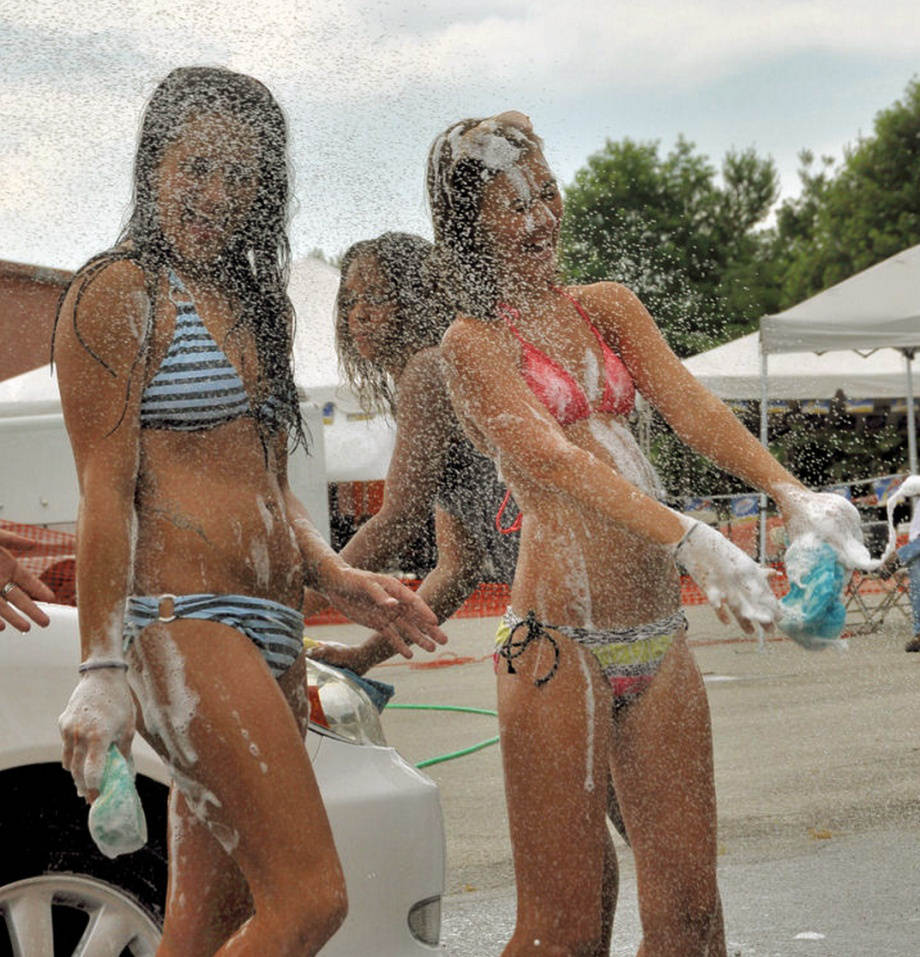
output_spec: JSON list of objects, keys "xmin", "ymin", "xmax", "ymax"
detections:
[
  {"xmin": 571, "ymin": 281, "xmax": 646, "ymax": 321},
  {"xmin": 397, "ymin": 346, "xmax": 451, "ymax": 418},
  {"xmin": 570, "ymin": 280, "xmax": 659, "ymax": 344},
  {"xmin": 56, "ymin": 257, "xmax": 151, "ymax": 376},
  {"xmin": 441, "ymin": 315, "xmax": 504, "ymax": 367},
  {"xmin": 401, "ymin": 345, "xmax": 445, "ymax": 388}
]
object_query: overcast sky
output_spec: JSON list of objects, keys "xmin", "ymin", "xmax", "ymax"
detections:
[{"xmin": 3, "ymin": 0, "xmax": 920, "ymax": 271}]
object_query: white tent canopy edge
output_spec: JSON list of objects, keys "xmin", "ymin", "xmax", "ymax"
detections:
[
  {"xmin": 755, "ymin": 243, "xmax": 920, "ymax": 558},
  {"xmin": 759, "ymin": 242, "xmax": 920, "ymax": 479}
]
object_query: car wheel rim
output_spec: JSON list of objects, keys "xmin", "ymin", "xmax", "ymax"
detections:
[{"xmin": 0, "ymin": 873, "xmax": 161, "ymax": 956}]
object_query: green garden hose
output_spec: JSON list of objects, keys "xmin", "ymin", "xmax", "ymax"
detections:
[{"xmin": 387, "ymin": 703, "xmax": 500, "ymax": 768}]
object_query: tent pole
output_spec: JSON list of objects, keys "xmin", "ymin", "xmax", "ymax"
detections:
[
  {"xmin": 905, "ymin": 348, "xmax": 918, "ymax": 476},
  {"xmin": 758, "ymin": 334, "xmax": 768, "ymax": 564}
]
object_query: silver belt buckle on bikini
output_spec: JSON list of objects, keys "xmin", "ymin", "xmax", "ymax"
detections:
[{"xmin": 157, "ymin": 594, "xmax": 177, "ymax": 623}]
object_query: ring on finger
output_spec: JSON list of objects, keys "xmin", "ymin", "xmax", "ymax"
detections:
[{"xmin": 0, "ymin": 581, "xmax": 17, "ymax": 598}]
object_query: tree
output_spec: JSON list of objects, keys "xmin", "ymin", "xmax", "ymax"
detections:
[
  {"xmin": 559, "ymin": 136, "xmax": 778, "ymax": 357},
  {"xmin": 773, "ymin": 77, "xmax": 920, "ymax": 305}
]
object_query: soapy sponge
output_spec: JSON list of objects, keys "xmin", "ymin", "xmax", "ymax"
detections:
[
  {"xmin": 88, "ymin": 744, "xmax": 148, "ymax": 859},
  {"xmin": 779, "ymin": 538, "xmax": 848, "ymax": 650}
]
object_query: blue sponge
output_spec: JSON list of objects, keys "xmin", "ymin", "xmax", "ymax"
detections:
[
  {"xmin": 779, "ymin": 541, "xmax": 848, "ymax": 650},
  {"xmin": 88, "ymin": 744, "xmax": 148, "ymax": 859}
]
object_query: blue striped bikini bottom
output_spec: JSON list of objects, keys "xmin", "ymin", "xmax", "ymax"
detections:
[{"xmin": 124, "ymin": 593, "xmax": 305, "ymax": 678}]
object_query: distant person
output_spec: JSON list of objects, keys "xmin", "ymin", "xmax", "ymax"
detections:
[
  {"xmin": 881, "ymin": 481, "xmax": 920, "ymax": 652},
  {"xmin": 53, "ymin": 66, "xmax": 445, "ymax": 955},
  {"xmin": 304, "ymin": 232, "xmax": 517, "ymax": 672},
  {"xmin": 0, "ymin": 529, "xmax": 55, "ymax": 631}
]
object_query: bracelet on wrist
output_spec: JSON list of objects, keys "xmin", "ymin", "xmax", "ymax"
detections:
[
  {"xmin": 78, "ymin": 658, "xmax": 129, "ymax": 674},
  {"xmin": 673, "ymin": 521, "xmax": 702, "ymax": 554}
]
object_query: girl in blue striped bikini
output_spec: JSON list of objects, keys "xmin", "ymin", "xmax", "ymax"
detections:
[{"xmin": 54, "ymin": 67, "xmax": 445, "ymax": 955}]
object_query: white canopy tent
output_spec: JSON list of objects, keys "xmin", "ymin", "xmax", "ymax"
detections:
[
  {"xmin": 760, "ymin": 243, "xmax": 920, "ymax": 478},
  {"xmin": 746, "ymin": 243, "xmax": 920, "ymax": 558},
  {"xmin": 683, "ymin": 331, "xmax": 920, "ymax": 401}
]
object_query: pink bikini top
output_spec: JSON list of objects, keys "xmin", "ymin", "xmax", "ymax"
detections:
[
  {"xmin": 497, "ymin": 288, "xmax": 635, "ymax": 426},
  {"xmin": 493, "ymin": 288, "xmax": 636, "ymax": 534}
]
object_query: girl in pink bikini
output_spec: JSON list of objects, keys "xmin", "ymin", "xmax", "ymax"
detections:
[{"xmin": 428, "ymin": 111, "xmax": 872, "ymax": 956}]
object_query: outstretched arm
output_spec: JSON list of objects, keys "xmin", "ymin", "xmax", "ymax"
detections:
[
  {"xmin": 585, "ymin": 282, "xmax": 873, "ymax": 569},
  {"xmin": 441, "ymin": 316, "xmax": 778, "ymax": 631},
  {"xmin": 338, "ymin": 349, "xmax": 453, "ymax": 571},
  {"xmin": 302, "ymin": 349, "xmax": 453, "ymax": 619},
  {"xmin": 277, "ymin": 442, "xmax": 449, "ymax": 654},
  {"xmin": 310, "ymin": 506, "xmax": 485, "ymax": 672}
]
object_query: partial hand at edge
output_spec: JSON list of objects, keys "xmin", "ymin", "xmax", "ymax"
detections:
[{"xmin": 0, "ymin": 546, "xmax": 55, "ymax": 632}]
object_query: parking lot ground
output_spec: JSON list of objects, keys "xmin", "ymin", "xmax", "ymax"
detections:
[{"xmin": 306, "ymin": 602, "xmax": 920, "ymax": 955}]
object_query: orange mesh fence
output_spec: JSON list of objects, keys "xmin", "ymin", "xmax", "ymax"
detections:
[
  {"xmin": 7, "ymin": 517, "xmax": 901, "ymax": 621},
  {"xmin": 303, "ymin": 573, "xmax": 795, "ymax": 625},
  {"xmin": 1, "ymin": 520, "xmax": 77, "ymax": 605}
]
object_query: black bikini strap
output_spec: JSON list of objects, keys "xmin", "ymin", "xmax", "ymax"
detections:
[{"xmin": 497, "ymin": 610, "xmax": 560, "ymax": 687}]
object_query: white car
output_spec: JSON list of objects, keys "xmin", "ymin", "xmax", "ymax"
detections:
[{"xmin": 0, "ymin": 603, "xmax": 445, "ymax": 955}]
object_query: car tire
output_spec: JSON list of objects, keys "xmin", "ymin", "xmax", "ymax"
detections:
[{"xmin": 0, "ymin": 763, "xmax": 167, "ymax": 955}]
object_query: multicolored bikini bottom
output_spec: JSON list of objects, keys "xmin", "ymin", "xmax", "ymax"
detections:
[{"xmin": 495, "ymin": 608, "xmax": 686, "ymax": 706}]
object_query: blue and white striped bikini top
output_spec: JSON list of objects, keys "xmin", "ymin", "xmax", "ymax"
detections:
[{"xmin": 140, "ymin": 271, "xmax": 278, "ymax": 432}]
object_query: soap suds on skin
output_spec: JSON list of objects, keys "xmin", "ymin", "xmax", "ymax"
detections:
[
  {"xmin": 587, "ymin": 417, "xmax": 663, "ymax": 499},
  {"xmin": 170, "ymin": 766, "xmax": 239, "ymax": 854},
  {"xmin": 256, "ymin": 495, "xmax": 274, "ymax": 535},
  {"xmin": 777, "ymin": 482, "xmax": 876, "ymax": 570},
  {"xmin": 249, "ymin": 538, "xmax": 271, "ymax": 588},
  {"xmin": 576, "ymin": 651, "xmax": 596, "ymax": 793},
  {"xmin": 127, "ymin": 633, "xmax": 199, "ymax": 767}
]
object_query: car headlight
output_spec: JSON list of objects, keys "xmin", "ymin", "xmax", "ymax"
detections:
[
  {"xmin": 408, "ymin": 895, "xmax": 441, "ymax": 946},
  {"xmin": 305, "ymin": 659, "xmax": 387, "ymax": 747}
]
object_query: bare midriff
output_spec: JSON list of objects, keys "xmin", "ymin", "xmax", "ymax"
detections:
[
  {"xmin": 504, "ymin": 413, "xmax": 681, "ymax": 628},
  {"xmin": 132, "ymin": 420, "xmax": 304, "ymax": 609}
]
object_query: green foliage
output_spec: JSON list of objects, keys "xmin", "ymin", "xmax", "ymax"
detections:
[
  {"xmin": 772, "ymin": 77, "xmax": 920, "ymax": 305},
  {"xmin": 307, "ymin": 246, "xmax": 343, "ymax": 268},
  {"xmin": 767, "ymin": 398, "xmax": 909, "ymax": 487},
  {"xmin": 557, "ymin": 79, "xmax": 920, "ymax": 496},
  {"xmin": 559, "ymin": 136, "xmax": 778, "ymax": 357},
  {"xmin": 647, "ymin": 398, "xmax": 910, "ymax": 498},
  {"xmin": 649, "ymin": 410, "xmax": 754, "ymax": 499}
]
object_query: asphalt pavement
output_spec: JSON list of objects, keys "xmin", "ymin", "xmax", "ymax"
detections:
[{"xmin": 306, "ymin": 598, "xmax": 920, "ymax": 956}]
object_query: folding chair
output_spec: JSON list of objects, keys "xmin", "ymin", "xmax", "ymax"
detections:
[{"xmin": 843, "ymin": 568, "xmax": 912, "ymax": 635}]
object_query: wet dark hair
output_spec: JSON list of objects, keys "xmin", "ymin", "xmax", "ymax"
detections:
[
  {"xmin": 53, "ymin": 66, "xmax": 305, "ymax": 449},
  {"xmin": 335, "ymin": 232, "xmax": 453, "ymax": 416},
  {"xmin": 426, "ymin": 116, "xmax": 543, "ymax": 317}
]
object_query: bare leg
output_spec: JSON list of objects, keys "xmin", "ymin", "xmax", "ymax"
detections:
[
  {"xmin": 610, "ymin": 634, "xmax": 725, "ymax": 957},
  {"xmin": 158, "ymin": 787, "xmax": 252, "ymax": 953},
  {"xmin": 129, "ymin": 620, "xmax": 347, "ymax": 956},
  {"xmin": 497, "ymin": 630, "xmax": 614, "ymax": 957}
]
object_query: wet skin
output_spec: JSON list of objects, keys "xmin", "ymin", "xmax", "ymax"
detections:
[
  {"xmin": 473, "ymin": 149, "xmax": 680, "ymax": 628},
  {"xmin": 441, "ymin": 138, "xmax": 733, "ymax": 956},
  {"xmin": 125, "ymin": 112, "xmax": 303, "ymax": 606},
  {"xmin": 341, "ymin": 253, "xmax": 399, "ymax": 366}
]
